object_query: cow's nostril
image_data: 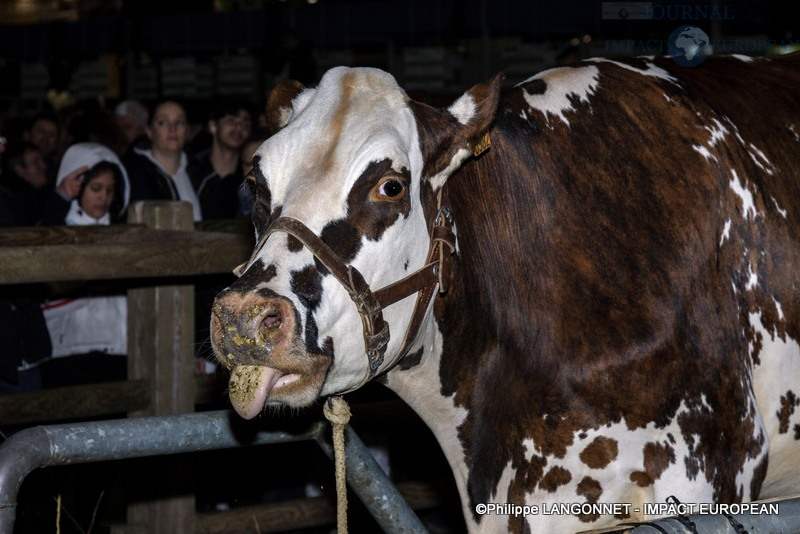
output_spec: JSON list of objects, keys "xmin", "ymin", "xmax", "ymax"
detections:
[{"xmin": 263, "ymin": 311, "xmax": 282, "ymax": 330}]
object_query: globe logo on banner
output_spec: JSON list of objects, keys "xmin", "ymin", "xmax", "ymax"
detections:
[{"xmin": 668, "ymin": 25, "xmax": 712, "ymax": 66}]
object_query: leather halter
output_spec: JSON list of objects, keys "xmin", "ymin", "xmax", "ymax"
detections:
[{"xmin": 255, "ymin": 194, "xmax": 456, "ymax": 391}]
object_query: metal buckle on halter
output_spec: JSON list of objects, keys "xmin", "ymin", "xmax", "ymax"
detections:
[{"xmin": 435, "ymin": 205, "xmax": 453, "ymax": 226}]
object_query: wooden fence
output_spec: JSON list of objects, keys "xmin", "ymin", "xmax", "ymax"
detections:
[
  {"xmin": 0, "ymin": 201, "xmax": 253, "ymax": 426},
  {"xmin": 0, "ymin": 201, "xmax": 445, "ymax": 533}
]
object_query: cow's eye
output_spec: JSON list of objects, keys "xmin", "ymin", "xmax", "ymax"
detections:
[{"xmin": 373, "ymin": 177, "xmax": 406, "ymax": 201}]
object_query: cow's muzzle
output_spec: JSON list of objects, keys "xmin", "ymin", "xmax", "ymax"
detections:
[{"xmin": 211, "ymin": 288, "xmax": 325, "ymax": 417}]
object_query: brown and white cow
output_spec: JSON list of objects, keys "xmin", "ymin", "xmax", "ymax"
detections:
[{"xmin": 211, "ymin": 54, "xmax": 800, "ymax": 532}]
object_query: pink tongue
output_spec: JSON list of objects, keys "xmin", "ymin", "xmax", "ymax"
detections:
[{"xmin": 228, "ymin": 365, "xmax": 283, "ymax": 419}]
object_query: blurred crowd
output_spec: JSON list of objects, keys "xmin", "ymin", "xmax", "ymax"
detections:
[{"xmin": 0, "ymin": 95, "xmax": 271, "ymax": 393}]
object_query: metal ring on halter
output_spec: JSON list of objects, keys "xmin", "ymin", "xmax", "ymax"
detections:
[{"xmin": 435, "ymin": 205, "xmax": 453, "ymax": 225}]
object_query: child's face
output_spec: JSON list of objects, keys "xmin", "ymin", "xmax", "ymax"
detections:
[{"xmin": 80, "ymin": 171, "xmax": 116, "ymax": 219}]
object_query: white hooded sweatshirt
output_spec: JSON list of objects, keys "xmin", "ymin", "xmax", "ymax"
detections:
[{"xmin": 42, "ymin": 143, "xmax": 130, "ymax": 358}]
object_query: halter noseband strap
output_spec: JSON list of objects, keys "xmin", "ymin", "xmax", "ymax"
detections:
[
  {"xmin": 263, "ymin": 217, "xmax": 391, "ymax": 375},
  {"xmin": 257, "ymin": 201, "xmax": 455, "ymax": 390}
]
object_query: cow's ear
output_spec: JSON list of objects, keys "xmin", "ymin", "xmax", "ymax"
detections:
[
  {"xmin": 265, "ymin": 79, "xmax": 305, "ymax": 135},
  {"xmin": 447, "ymin": 70, "xmax": 505, "ymax": 151},
  {"xmin": 411, "ymin": 71, "xmax": 504, "ymax": 187}
]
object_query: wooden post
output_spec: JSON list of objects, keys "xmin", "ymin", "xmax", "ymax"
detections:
[{"xmin": 124, "ymin": 201, "xmax": 196, "ymax": 534}]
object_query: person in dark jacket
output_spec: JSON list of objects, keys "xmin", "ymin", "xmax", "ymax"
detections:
[
  {"xmin": 0, "ymin": 136, "xmax": 51, "ymax": 391},
  {"xmin": 1, "ymin": 141, "xmax": 52, "ymax": 226},
  {"xmin": 122, "ymin": 99, "xmax": 201, "ymax": 221},
  {"xmin": 188, "ymin": 98, "xmax": 253, "ymax": 220}
]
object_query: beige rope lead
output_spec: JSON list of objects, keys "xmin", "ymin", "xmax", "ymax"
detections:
[{"xmin": 324, "ymin": 395, "xmax": 352, "ymax": 533}]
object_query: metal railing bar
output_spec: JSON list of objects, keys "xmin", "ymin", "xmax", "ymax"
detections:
[
  {"xmin": 0, "ymin": 409, "xmax": 428, "ymax": 533},
  {"xmin": 315, "ymin": 424, "xmax": 430, "ymax": 534}
]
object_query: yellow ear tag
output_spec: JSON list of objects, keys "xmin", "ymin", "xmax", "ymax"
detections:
[{"xmin": 473, "ymin": 131, "xmax": 491, "ymax": 157}]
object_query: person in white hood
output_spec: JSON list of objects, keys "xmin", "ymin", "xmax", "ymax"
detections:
[
  {"xmin": 40, "ymin": 142, "xmax": 130, "ymax": 225},
  {"xmin": 39, "ymin": 142, "xmax": 130, "ymax": 387}
]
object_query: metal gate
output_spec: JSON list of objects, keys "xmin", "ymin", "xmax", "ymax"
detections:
[{"xmin": 0, "ymin": 410, "xmax": 429, "ymax": 533}]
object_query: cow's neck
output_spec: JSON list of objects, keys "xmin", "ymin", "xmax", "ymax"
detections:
[{"xmin": 383, "ymin": 320, "xmax": 477, "ymax": 530}]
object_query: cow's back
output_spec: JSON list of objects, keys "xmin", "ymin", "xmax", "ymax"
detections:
[{"xmin": 433, "ymin": 54, "xmax": 800, "ymax": 530}]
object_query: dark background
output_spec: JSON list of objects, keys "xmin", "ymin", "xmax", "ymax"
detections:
[{"xmin": 0, "ymin": 0, "xmax": 796, "ymax": 109}]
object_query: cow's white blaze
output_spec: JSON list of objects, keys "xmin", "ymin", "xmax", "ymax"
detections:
[{"xmin": 245, "ymin": 67, "xmax": 434, "ymax": 393}]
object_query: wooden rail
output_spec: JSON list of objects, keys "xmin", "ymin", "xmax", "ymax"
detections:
[{"xmin": 0, "ymin": 216, "xmax": 254, "ymax": 284}]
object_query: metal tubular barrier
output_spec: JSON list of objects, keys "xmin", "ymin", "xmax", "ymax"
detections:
[
  {"xmin": 0, "ymin": 410, "xmax": 428, "ymax": 534},
  {"xmin": 317, "ymin": 425, "xmax": 430, "ymax": 534}
]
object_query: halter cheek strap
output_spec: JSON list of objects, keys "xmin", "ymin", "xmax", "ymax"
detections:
[{"xmin": 241, "ymin": 196, "xmax": 455, "ymax": 391}]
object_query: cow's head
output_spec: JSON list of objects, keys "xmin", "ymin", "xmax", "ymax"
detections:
[{"xmin": 211, "ymin": 67, "xmax": 502, "ymax": 418}]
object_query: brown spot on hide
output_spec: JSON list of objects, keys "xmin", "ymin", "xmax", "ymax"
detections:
[
  {"xmin": 287, "ymin": 235, "xmax": 303, "ymax": 252},
  {"xmin": 576, "ymin": 477, "xmax": 603, "ymax": 523},
  {"xmin": 644, "ymin": 441, "xmax": 675, "ymax": 480},
  {"xmin": 630, "ymin": 471, "xmax": 651, "ymax": 488},
  {"xmin": 629, "ymin": 441, "xmax": 676, "ymax": 488},
  {"xmin": 778, "ymin": 390, "xmax": 798, "ymax": 434},
  {"xmin": 580, "ymin": 436, "xmax": 619, "ymax": 469},
  {"xmin": 539, "ymin": 466, "xmax": 571, "ymax": 493}
]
